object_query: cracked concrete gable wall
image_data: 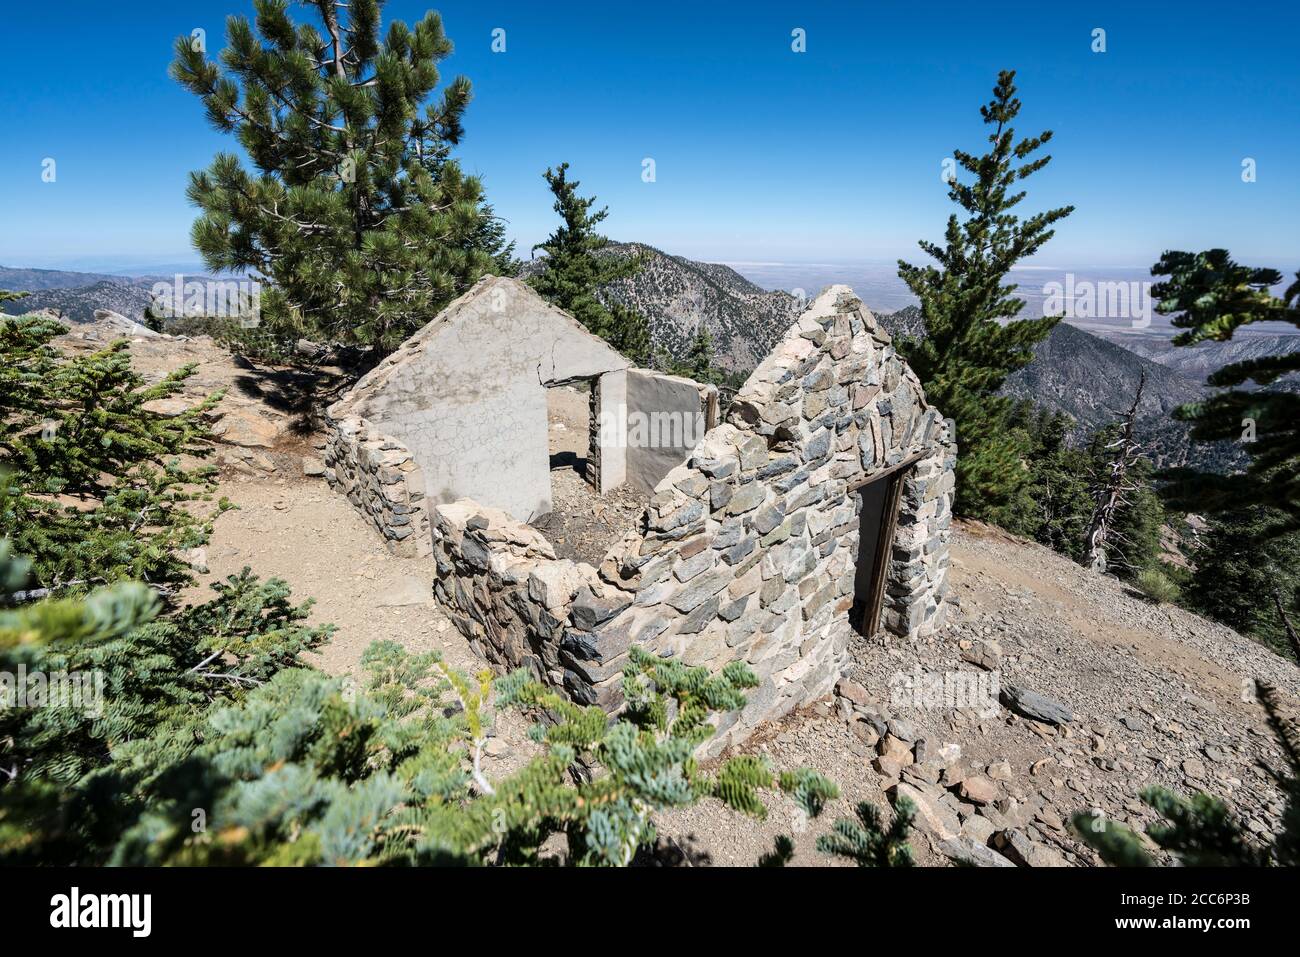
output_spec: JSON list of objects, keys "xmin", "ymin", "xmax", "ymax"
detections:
[{"xmin": 327, "ymin": 276, "xmax": 630, "ymax": 524}]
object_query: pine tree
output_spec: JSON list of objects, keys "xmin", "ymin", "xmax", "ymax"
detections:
[
  {"xmin": 0, "ymin": 308, "xmax": 225, "ymax": 595},
  {"xmin": 897, "ymin": 70, "xmax": 1074, "ymax": 526},
  {"xmin": 171, "ymin": 0, "xmax": 500, "ymax": 353},
  {"xmin": 529, "ymin": 163, "xmax": 651, "ymax": 364},
  {"xmin": 1151, "ymin": 249, "xmax": 1300, "ymax": 539},
  {"xmin": 1000, "ymin": 399, "xmax": 1164, "ymax": 578},
  {"xmin": 471, "ymin": 203, "xmax": 519, "ymax": 277},
  {"xmin": 1185, "ymin": 509, "xmax": 1300, "ymax": 662},
  {"xmin": 676, "ymin": 323, "xmax": 716, "ymax": 384},
  {"xmin": 1004, "ymin": 402, "xmax": 1093, "ymax": 556}
]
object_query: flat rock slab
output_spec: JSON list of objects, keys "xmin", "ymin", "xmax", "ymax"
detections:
[
  {"xmin": 1000, "ymin": 683, "xmax": 1073, "ymax": 725},
  {"xmin": 888, "ymin": 781, "xmax": 961, "ymax": 842},
  {"xmin": 937, "ymin": 837, "xmax": 1015, "ymax": 868},
  {"xmin": 212, "ymin": 407, "xmax": 283, "ymax": 448}
]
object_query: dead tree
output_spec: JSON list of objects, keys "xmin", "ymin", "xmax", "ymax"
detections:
[
  {"xmin": 1273, "ymin": 588, "xmax": 1300, "ymax": 666},
  {"xmin": 1084, "ymin": 372, "xmax": 1146, "ymax": 574}
]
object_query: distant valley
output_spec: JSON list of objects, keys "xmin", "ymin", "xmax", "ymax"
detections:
[{"xmin": 0, "ymin": 265, "xmax": 215, "ymax": 324}]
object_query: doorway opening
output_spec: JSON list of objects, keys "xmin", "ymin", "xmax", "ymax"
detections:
[
  {"xmin": 851, "ymin": 458, "xmax": 920, "ymax": 637},
  {"xmin": 533, "ymin": 379, "xmax": 650, "ymax": 567},
  {"xmin": 545, "ymin": 379, "xmax": 593, "ymax": 484}
]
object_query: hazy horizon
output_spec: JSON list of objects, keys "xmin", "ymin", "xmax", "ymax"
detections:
[{"xmin": 8, "ymin": 250, "xmax": 1297, "ymax": 337}]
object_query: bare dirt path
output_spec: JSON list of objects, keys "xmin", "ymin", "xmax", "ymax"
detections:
[{"xmin": 183, "ymin": 471, "xmax": 477, "ymax": 677}]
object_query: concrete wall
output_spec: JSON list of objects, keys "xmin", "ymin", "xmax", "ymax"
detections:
[
  {"xmin": 623, "ymin": 370, "xmax": 715, "ymax": 494},
  {"xmin": 430, "ymin": 285, "xmax": 956, "ymax": 753},
  {"xmin": 329, "ymin": 277, "xmax": 629, "ymax": 523}
]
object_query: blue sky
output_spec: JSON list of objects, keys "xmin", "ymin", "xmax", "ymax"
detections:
[{"xmin": 1, "ymin": 0, "xmax": 1297, "ymax": 272}]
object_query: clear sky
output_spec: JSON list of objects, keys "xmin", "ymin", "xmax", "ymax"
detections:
[{"xmin": 1, "ymin": 0, "xmax": 1297, "ymax": 272}]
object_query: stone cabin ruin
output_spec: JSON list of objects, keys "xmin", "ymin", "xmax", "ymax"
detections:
[{"xmin": 326, "ymin": 277, "xmax": 955, "ymax": 753}]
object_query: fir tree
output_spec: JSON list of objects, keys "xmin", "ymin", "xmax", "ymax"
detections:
[
  {"xmin": 0, "ymin": 309, "xmax": 225, "ymax": 596},
  {"xmin": 1152, "ymin": 249, "xmax": 1300, "ymax": 538},
  {"xmin": 1000, "ymin": 399, "xmax": 1164, "ymax": 578},
  {"xmin": 1004, "ymin": 402, "xmax": 1093, "ymax": 556},
  {"xmin": 529, "ymin": 163, "xmax": 651, "ymax": 364},
  {"xmin": 171, "ymin": 0, "xmax": 500, "ymax": 353},
  {"xmin": 2, "ymin": 550, "xmax": 903, "ymax": 867},
  {"xmin": 471, "ymin": 203, "xmax": 519, "ymax": 277},
  {"xmin": 897, "ymin": 70, "xmax": 1074, "ymax": 526},
  {"xmin": 816, "ymin": 798, "xmax": 916, "ymax": 867}
]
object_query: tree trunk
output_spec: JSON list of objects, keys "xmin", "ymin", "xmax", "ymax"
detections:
[
  {"xmin": 1084, "ymin": 372, "xmax": 1146, "ymax": 573},
  {"xmin": 1272, "ymin": 588, "xmax": 1300, "ymax": 666}
]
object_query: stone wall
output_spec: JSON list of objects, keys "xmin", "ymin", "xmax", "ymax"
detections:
[
  {"xmin": 324, "ymin": 413, "xmax": 431, "ymax": 558},
  {"xmin": 429, "ymin": 285, "xmax": 955, "ymax": 753},
  {"xmin": 431, "ymin": 501, "xmax": 632, "ymax": 706}
]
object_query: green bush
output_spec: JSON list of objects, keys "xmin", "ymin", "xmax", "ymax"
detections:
[
  {"xmin": 1136, "ymin": 568, "xmax": 1181, "ymax": 604},
  {"xmin": 0, "ymin": 306, "xmax": 227, "ymax": 596}
]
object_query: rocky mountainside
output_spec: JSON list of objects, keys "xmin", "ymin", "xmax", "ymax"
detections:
[
  {"xmin": 874, "ymin": 304, "xmax": 926, "ymax": 341},
  {"xmin": 581, "ymin": 243, "xmax": 1237, "ymax": 469},
  {"xmin": 587, "ymin": 245, "xmax": 1250, "ymax": 470},
  {"xmin": 1001, "ymin": 322, "xmax": 1230, "ymax": 469},
  {"xmin": 591, "ymin": 242, "xmax": 803, "ymax": 371},
  {"xmin": 0, "ymin": 264, "xmax": 130, "ymax": 291},
  {"xmin": 1095, "ymin": 329, "xmax": 1300, "ymax": 393},
  {"xmin": 0, "ymin": 278, "xmax": 155, "ymax": 324}
]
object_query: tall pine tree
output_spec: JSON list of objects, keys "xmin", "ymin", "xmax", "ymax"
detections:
[
  {"xmin": 1151, "ymin": 249, "xmax": 1300, "ymax": 539},
  {"xmin": 172, "ymin": 0, "xmax": 505, "ymax": 353},
  {"xmin": 897, "ymin": 70, "xmax": 1074, "ymax": 525},
  {"xmin": 529, "ymin": 163, "xmax": 651, "ymax": 364}
]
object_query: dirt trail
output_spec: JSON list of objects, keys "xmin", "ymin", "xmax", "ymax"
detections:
[{"xmin": 184, "ymin": 474, "xmax": 476, "ymax": 677}]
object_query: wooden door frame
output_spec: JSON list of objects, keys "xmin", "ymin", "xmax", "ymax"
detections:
[
  {"xmin": 858, "ymin": 471, "xmax": 905, "ymax": 637},
  {"xmin": 853, "ymin": 451, "xmax": 927, "ymax": 638}
]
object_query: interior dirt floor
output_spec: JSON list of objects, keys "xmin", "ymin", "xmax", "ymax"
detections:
[{"xmin": 531, "ymin": 385, "xmax": 651, "ymax": 567}]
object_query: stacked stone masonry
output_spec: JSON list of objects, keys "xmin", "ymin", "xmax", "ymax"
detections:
[
  {"xmin": 324, "ymin": 414, "xmax": 432, "ymax": 558},
  {"xmin": 428, "ymin": 285, "xmax": 955, "ymax": 754}
]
